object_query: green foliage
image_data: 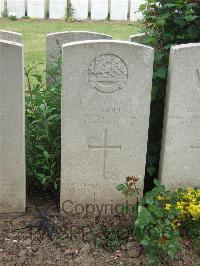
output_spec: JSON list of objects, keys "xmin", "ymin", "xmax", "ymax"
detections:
[
  {"xmin": 2, "ymin": 2, "xmax": 8, "ymax": 18},
  {"xmin": 135, "ymin": 181, "xmax": 181, "ymax": 263},
  {"xmin": 139, "ymin": 0, "xmax": 200, "ymax": 179},
  {"xmin": 25, "ymin": 60, "xmax": 61, "ymax": 192},
  {"xmin": 8, "ymin": 15, "xmax": 17, "ymax": 21},
  {"xmin": 183, "ymin": 219, "xmax": 200, "ymax": 255},
  {"xmin": 134, "ymin": 182, "xmax": 200, "ymax": 263},
  {"xmin": 92, "ymin": 223, "xmax": 133, "ymax": 251},
  {"xmin": 65, "ymin": 0, "xmax": 75, "ymax": 21}
]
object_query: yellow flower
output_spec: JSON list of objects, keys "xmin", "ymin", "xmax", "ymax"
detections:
[
  {"xmin": 165, "ymin": 204, "xmax": 171, "ymax": 211},
  {"xmin": 157, "ymin": 195, "xmax": 164, "ymax": 201}
]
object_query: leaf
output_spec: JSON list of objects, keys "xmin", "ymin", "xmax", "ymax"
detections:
[
  {"xmin": 135, "ymin": 206, "xmax": 153, "ymax": 227},
  {"xmin": 154, "ymin": 179, "xmax": 160, "ymax": 187},
  {"xmin": 147, "ymin": 166, "xmax": 156, "ymax": 176},
  {"xmin": 156, "ymin": 66, "xmax": 167, "ymax": 79},
  {"xmin": 141, "ymin": 239, "xmax": 149, "ymax": 246},
  {"xmin": 187, "ymin": 25, "xmax": 199, "ymax": 39}
]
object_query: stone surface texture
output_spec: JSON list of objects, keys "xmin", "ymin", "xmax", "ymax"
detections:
[
  {"xmin": 71, "ymin": 0, "xmax": 88, "ymax": 20},
  {"xmin": 91, "ymin": 0, "xmax": 108, "ymax": 20},
  {"xmin": 159, "ymin": 43, "xmax": 200, "ymax": 189},
  {"xmin": 49, "ymin": 0, "xmax": 67, "ymax": 19},
  {"xmin": 0, "ymin": 30, "xmax": 22, "ymax": 43},
  {"xmin": 0, "ymin": 40, "xmax": 25, "ymax": 213},
  {"xmin": 7, "ymin": 0, "xmax": 25, "ymax": 18},
  {"xmin": 130, "ymin": 0, "xmax": 144, "ymax": 21},
  {"xmin": 61, "ymin": 40, "xmax": 154, "ymax": 215},
  {"xmin": 46, "ymin": 31, "xmax": 112, "ymax": 82},
  {"xmin": 110, "ymin": 0, "xmax": 128, "ymax": 20},
  {"xmin": 129, "ymin": 33, "xmax": 145, "ymax": 43},
  {"xmin": 0, "ymin": 0, "xmax": 3, "ymax": 18},
  {"xmin": 27, "ymin": 0, "xmax": 45, "ymax": 18}
]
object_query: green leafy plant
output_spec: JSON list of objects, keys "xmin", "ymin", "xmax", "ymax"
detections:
[
  {"xmin": 135, "ymin": 180, "xmax": 181, "ymax": 264},
  {"xmin": 135, "ymin": 181, "xmax": 200, "ymax": 263},
  {"xmin": 116, "ymin": 176, "xmax": 140, "ymax": 216},
  {"xmin": 139, "ymin": 0, "xmax": 200, "ymax": 184},
  {"xmin": 25, "ymin": 61, "xmax": 61, "ymax": 192},
  {"xmin": 8, "ymin": 15, "xmax": 17, "ymax": 21},
  {"xmin": 65, "ymin": 0, "xmax": 75, "ymax": 21},
  {"xmin": 2, "ymin": 2, "xmax": 8, "ymax": 18}
]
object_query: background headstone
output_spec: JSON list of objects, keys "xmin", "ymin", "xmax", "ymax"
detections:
[
  {"xmin": 129, "ymin": 33, "xmax": 145, "ymax": 43},
  {"xmin": 159, "ymin": 43, "xmax": 200, "ymax": 189},
  {"xmin": 91, "ymin": 0, "xmax": 108, "ymax": 20},
  {"xmin": 71, "ymin": 0, "xmax": 88, "ymax": 20},
  {"xmin": 0, "ymin": 30, "xmax": 22, "ymax": 43},
  {"xmin": 130, "ymin": 0, "xmax": 144, "ymax": 21},
  {"xmin": 61, "ymin": 40, "xmax": 154, "ymax": 215},
  {"xmin": 49, "ymin": 0, "xmax": 67, "ymax": 19},
  {"xmin": 46, "ymin": 31, "xmax": 112, "ymax": 83},
  {"xmin": 27, "ymin": 0, "xmax": 45, "ymax": 18},
  {"xmin": 0, "ymin": 0, "xmax": 4, "ymax": 17},
  {"xmin": 0, "ymin": 40, "xmax": 25, "ymax": 213},
  {"xmin": 110, "ymin": 0, "xmax": 128, "ymax": 20},
  {"xmin": 7, "ymin": 0, "xmax": 25, "ymax": 18}
]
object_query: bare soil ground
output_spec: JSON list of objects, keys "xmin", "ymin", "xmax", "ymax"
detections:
[{"xmin": 0, "ymin": 195, "xmax": 199, "ymax": 266}]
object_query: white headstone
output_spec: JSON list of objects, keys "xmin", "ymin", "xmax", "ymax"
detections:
[
  {"xmin": 46, "ymin": 31, "xmax": 112, "ymax": 82},
  {"xmin": 129, "ymin": 33, "xmax": 145, "ymax": 43},
  {"xmin": 91, "ymin": 0, "xmax": 108, "ymax": 20},
  {"xmin": 71, "ymin": 0, "xmax": 88, "ymax": 20},
  {"xmin": 110, "ymin": 0, "xmax": 128, "ymax": 21},
  {"xmin": 0, "ymin": 0, "xmax": 4, "ymax": 17},
  {"xmin": 0, "ymin": 30, "xmax": 22, "ymax": 43},
  {"xmin": 61, "ymin": 40, "xmax": 154, "ymax": 216},
  {"xmin": 0, "ymin": 40, "xmax": 25, "ymax": 213},
  {"xmin": 27, "ymin": 0, "xmax": 45, "ymax": 18},
  {"xmin": 159, "ymin": 43, "xmax": 200, "ymax": 190},
  {"xmin": 7, "ymin": 0, "xmax": 25, "ymax": 18},
  {"xmin": 49, "ymin": 0, "xmax": 67, "ymax": 19},
  {"xmin": 130, "ymin": 0, "xmax": 144, "ymax": 21}
]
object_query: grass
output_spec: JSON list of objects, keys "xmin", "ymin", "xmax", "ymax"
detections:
[{"xmin": 0, "ymin": 19, "xmax": 141, "ymax": 68}]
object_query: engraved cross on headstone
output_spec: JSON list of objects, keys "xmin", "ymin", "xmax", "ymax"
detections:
[{"xmin": 88, "ymin": 130, "xmax": 121, "ymax": 178}]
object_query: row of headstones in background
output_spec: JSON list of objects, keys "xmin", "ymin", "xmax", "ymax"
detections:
[
  {"xmin": 0, "ymin": 0, "xmax": 144, "ymax": 21},
  {"xmin": 0, "ymin": 0, "xmax": 45, "ymax": 19},
  {"xmin": 0, "ymin": 29, "xmax": 199, "ymax": 214},
  {"xmin": 49, "ymin": 0, "xmax": 144, "ymax": 21},
  {"xmin": 0, "ymin": 30, "xmax": 25, "ymax": 214}
]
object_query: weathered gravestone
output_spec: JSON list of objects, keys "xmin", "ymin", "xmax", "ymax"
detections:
[
  {"xmin": 129, "ymin": 33, "xmax": 145, "ymax": 43},
  {"xmin": 46, "ymin": 31, "xmax": 112, "ymax": 83},
  {"xmin": 27, "ymin": 0, "xmax": 45, "ymax": 18},
  {"xmin": 0, "ymin": 30, "xmax": 22, "ymax": 43},
  {"xmin": 91, "ymin": 0, "xmax": 108, "ymax": 20},
  {"xmin": 61, "ymin": 40, "xmax": 154, "ymax": 215},
  {"xmin": 71, "ymin": 0, "xmax": 88, "ymax": 20},
  {"xmin": 110, "ymin": 0, "xmax": 128, "ymax": 20},
  {"xmin": 49, "ymin": 0, "xmax": 67, "ymax": 19},
  {"xmin": 0, "ymin": 40, "xmax": 25, "ymax": 213},
  {"xmin": 7, "ymin": 0, "xmax": 25, "ymax": 18},
  {"xmin": 0, "ymin": 0, "xmax": 4, "ymax": 18},
  {"xmin": 159, "ymin": 43, "xmax": 200, "ymax": 189},
  {"xmin": 130, "ymin": 0, "xmax": 144, "ymax": 22}
]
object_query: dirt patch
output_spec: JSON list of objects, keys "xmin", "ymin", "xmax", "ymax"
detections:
[{"xmin": 0, "ymin": 196, "xmax": 199, "ymax": 265}]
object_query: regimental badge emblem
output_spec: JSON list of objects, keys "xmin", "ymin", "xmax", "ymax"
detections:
[{"xmin": 88, "ymin": 54, "xmax": 128, "ymax": 94}]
